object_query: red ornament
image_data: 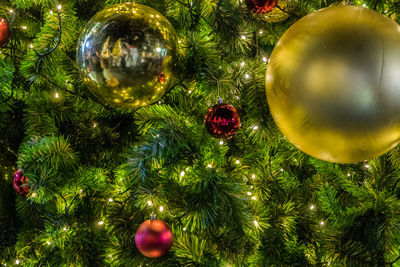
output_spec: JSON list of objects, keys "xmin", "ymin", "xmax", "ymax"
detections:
[
  {"xmin": 246, "ymin": 0, "xmax": 278, "ymax": 14},
  {"xmin": 158, "ymin": 72, "xmax": 166, "ymax": 83},
  {"xmin": 13, "ymin": 170, "xmax": 29, "ymax": 196},
  {"xmin": 135, "ymin": 219, "xmax": 174, "ymax": 258},
  {"xmin": 204, "ymin": 99, "xmax": 241, "ymax": 139},
  {"xmin": 0, "ymin": 18, "xmax": 9, "ymax": 47}
]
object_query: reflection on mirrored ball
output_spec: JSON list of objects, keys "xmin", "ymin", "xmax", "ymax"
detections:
[
  {"xmin": 76, "ymin": 3, "xmax": 178, "ymax": 108},
  {"xmin": 266, "ymin": 6, "xmax": 400, "ymax": 163}
]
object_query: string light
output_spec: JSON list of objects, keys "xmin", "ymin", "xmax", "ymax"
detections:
[
  {"xmin": 241, "ymin": 35, "xmax": 246, "ymax": 40},
  {"xmin": 247, "ymin": 192, "xmax": 252, "ymax": 196},
  {"xmin": 219, "ymin": 140, "xmax": 224, "ymax": 145},
  {"xmin": 310, "ymin": 205, "xmax": 315, "ymax": 210},
  {"xmin": 259, "ymin": 30, "xmax": 263, "ymax": 34},
  {"xmin": 245, "ymin": 74, "xmax": 250, "ymax": 79},
  {"xmin": 253, "ymin": 220, "xmax": 259, "ymax": 227},
  {"xmin": 178, "ymin": 40, "xmax": 182, "ymax": 44},
  {"xmin": 365, "ymin": 164, "xmax": 371, "ymax": 169},
  {"xmin": 29, "ymin": 44, "xmax": 34, "ymax": 49},
  {"xmin": 98, "ymin": 221, "xmax": 104, "ymax": 225},
  {"xmin": 183, "ymin": 227, "xmax": 187, "ymax": 231},
  {"xmin": 55, "ymin": 92, "xmax": 59, "ymax": 99},
  {"xmin": 32, "ymin": 192, "xmax": 37, "ymax": 197},
  {"xmin": 46, "ymin": 241, "xmax": 51, "ymax": 245},
  {"xmin": 251, "ymin": 196, "xmax": 256, "ymax": 200},
  {"xmin": 63, "ymin": 227, "xmax": 67, "ymax": 231},
  {"xmin": 15, "ymin": 260, "xmax": 20, "ymax": 265},
  {"xmin": 57, "ymin": 4, "xmax": 62, "ymax": 10},
  {"xmin": 320, "ymin": 221, "xmax": 325, "ymax": 226},
  {"xmin": 347, "ymin": 173, "xmax": 351, "ymax": 177},
  {"xmin": 362, "ymin": 3, "xmax": 367, "ymax": 8},
  {"xmin": 251, "ymin": 174, "xmax": 256, "ymax": 179},
  {"xmin": 147, "ymin": 200, "xmax": 152, "ymax": 206},
  {"xmin": 235, "ymin": 160, "xmax": 240, "ymax": 164},
  {"xmin": 280, "ymin": 168, "xmax": 284, "ymax": 172},
  {"xmin": 93, "ymin": 123, "xmax": 97, "ymax": 128},
  {"xmin": 188, "ymin": 90, "xmax": 192, "ymax": 94},
  {"xmin": 241, "ymin": 61, "xmax": 245, "ymax": 67},
  {"xmin": 263, "ymin": 57, "xmax": 267, "ymax": 62},
  {"xmin": 159, "ymin": 206, "xmax": 164, "ymax": 212},
  {"xmin": 108, "ymin": 255, "xmax": 112, "ymax": 258},
  {"xmin": 22, "ymin": 26, "xmax": 27, "ymax": 30},
  {"xmin": 9, "ymin": 9, "xmax": 14, "ymax": 13},
  {"xmin": 108, "ymin": 198, "xmax": 113, "ymax": 202},
  {"xmin": 50, "ymin": 10, "xmax": 53, "ymax": 15},
  {"xmin": 207, "ymin": 164, "xmax": 212, "ymax": 168},
  {"xmin": 180, "ymin": 171, "xmax": 185, "ymax": 177}
]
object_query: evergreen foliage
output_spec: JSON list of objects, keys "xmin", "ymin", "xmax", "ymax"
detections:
[{"xmin": 0, "ymin": 0, "xmax": 400, "ymax": 266}]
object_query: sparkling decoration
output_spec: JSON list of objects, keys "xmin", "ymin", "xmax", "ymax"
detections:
[
  {"xmin": 265, "ymin": 5, "xmax": 400, "ymax": 163},
  {"xmin": 135, "ymin": 218, "xmax": 174, "ymax": 258},
  {"xmin": 76, "ymin": 3, "xmax": 179, "ymax": 108},
  {"xmin": 204, "ymin": 99, "xmax": 241, "ymax": 139},
  {"xmin": 246, "ymin": 0, "xmax": 278, "ymax": 14},
  {"xmin": 13, "ymin": 170, "xmax": 29, "ymax": 196},
  {"xmin": 0, "ymin": 18, "xmax": 9, "ymax": 47}
]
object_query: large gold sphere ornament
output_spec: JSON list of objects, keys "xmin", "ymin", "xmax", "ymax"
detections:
[
  {"xmin": 266, "ymin": 5, "xmax": 400, "ymax": 163},
  {"xmin": 76, "ymin": 3, "xmax": 179, "ymax": 108}
]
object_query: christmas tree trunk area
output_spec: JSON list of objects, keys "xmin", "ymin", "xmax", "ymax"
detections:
[{"xmin": 1, "ymin": 0, "xmax": 400, "ymax": 266}]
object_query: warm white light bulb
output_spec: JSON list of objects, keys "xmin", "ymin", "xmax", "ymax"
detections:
[
  {"xmin": 55, "ymin": 92, "xmax": 59, "ymax": 98},
  {"xmin": 159, "ymin": 206, "xmax": 164, "ymax": 212},
  {"xmin": 241, "ymin": 61, "xmax": 245, "ymax": 67},
  {"xmin": 147, "ymin": 200, "xmax": 152, "ymax": 206},
  {"xmin": 253, "ymin": 220, "xmax": 259, "ymax": 227},
  {"xmin": 108, "ymin": 198, "xmax": 113, "ymax": 202},
  {"xmin": 180, "ymin": 171, "xmax": 185, "ymax": 177},
  {"xmin": 247, "ymin": 192, "xmax": 252, "ymax": 196},
  {"xmin": 235, "ymin": 160, "xmax": 240, "ymax": 164},
  {"xmin": 241, "ymin": 35, "xmax": 246, "ymax": 40},
  {"xmin": 47, "ymin": 241, "xmax": 51, "ymax": 245},
  {"xmin": 22, "ymin": 26, "xmax": 27, "ymax": 30},
  {"xmin": 207, "ymin": 164, "xmax": 212, "ymax": 168},
  {"xmin": 57, "ymin": 4, "xmax": 62, "ymax": 10},
  {"xmin": 310, "ymin": 205, "xmax": 315, "ymax": 210},
  {"xmin": 252, "ymin": 174, "xmax": 256, "ymax": 179},
  {"xmin": 15, "ymin": 260, "xmax": 20, "ymax": 265},
  {"xmin": 245, "ymin": 74, "xmax": 250, "ymax": 79},
  {"xmin": 98, "ymin": 221, "xmax": 104, "ymax": 225},
  {"xmin": 320, "ymin": 221, "xmax": 325, "ymax": 226},
  {"xmin": 219, "ymin": 140, "xmax": 224, "ymax": 145}
]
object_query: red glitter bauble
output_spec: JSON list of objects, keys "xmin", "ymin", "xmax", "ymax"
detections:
[
  {"xmin": 135, "ymin": 219, "xmax": 174, "ymax": 258},
  {"xmin": 246, "ymin": 0, "xmax": 278, "ymax": 14},
  {"xmin": 0, "ymin": 18, "xmax": 9, "ymax": 47},
  {"xmin": 204, "ymin": 102, "xmax": 241, "ymax": 139},
  {"xmin": 13, "ymin": 170, "xmax": 29, "ymax": 196}
]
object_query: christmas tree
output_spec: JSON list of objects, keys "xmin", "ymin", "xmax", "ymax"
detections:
[{"xmin": 1, "ymin": 0, "xmax": 400, "ymax": 266}]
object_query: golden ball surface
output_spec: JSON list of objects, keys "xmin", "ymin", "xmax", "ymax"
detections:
[
  {"xmin": 76, "ymin": 3, "xmax": 178, "ymax": 108},
  {"xmin": 266, "ymin": 6, "xmax": 400, "ymax": 163}
]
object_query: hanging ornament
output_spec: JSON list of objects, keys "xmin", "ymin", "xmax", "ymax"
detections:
[
  {"xmin": 247, "ymin": 0, "xmax": 296, "ymax": 23},
  {"xmin": 13, "ymin": 170, "xmax": 29, "ymax": 196},
  {"xmin": 0, "ymin": 18, "xmax": 10, "ymax": 47},
  {"xmin": 204, "ymin": 98, "xmax": 241, "ymax": 139},
  {"xmin": 246, "ymin": 0, "xmax": 278, "ymax": 14},
  {"xmin": 135, "ymin": 216, "xmax": 174, "ymax": 258},
  {"xmin": 76, "ymin": 3, "xmax": 179, "ymax": 108},
  {"xmin": 266, "ymin": 5, "xmax": 400, "ymax": 163}
]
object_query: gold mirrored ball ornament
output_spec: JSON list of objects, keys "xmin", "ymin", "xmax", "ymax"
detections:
[
  {"xmin": 76, "ymin": 3, "xmax": 179, "ymax": 108},
  {"xmin": 266, "ymin": 5, "xmax": 400, "ymax": 163}
]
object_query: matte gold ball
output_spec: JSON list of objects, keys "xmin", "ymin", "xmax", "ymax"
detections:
[
  {"xmin": 76, "ymin": 3, "xmax": 178, "ymax": 108},
  {"xmin": 266, "ymin": 6, "xmax": 400, "ymax": 163}
]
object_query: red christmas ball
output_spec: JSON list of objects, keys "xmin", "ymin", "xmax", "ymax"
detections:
[
  {"xmin": 0, "ymin": 18, "xmax": 9, "ymax": 47},
  {"xmin": 135, "ymin": 219, "xmax": 173, "ymax": 258},
  {"xmin": 246, "ymin": 0, "xmax": 278, "ymax": 14},
  {"xmin": 204, "ymin": 101, "xmax": 241, "ymax": 139},
  {"xmin": 13, "ymin": 170, "xmax": 29, "ymax": 196}
]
